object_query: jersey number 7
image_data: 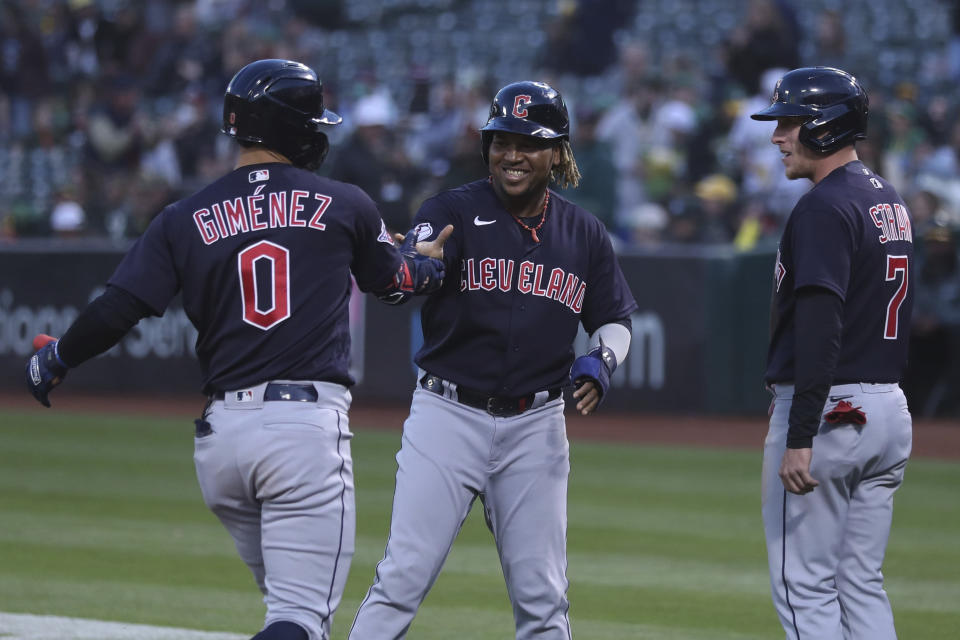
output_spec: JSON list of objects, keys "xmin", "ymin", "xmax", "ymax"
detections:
[{"xmin": 884, "ymin": 255, "xmax": 908, "ymax": 340}]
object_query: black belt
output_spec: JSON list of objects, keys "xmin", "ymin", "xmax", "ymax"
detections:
[
  {"xmin": 420, "ymin": 374, "xmax": 561, "ymax": 417},
  {"xmin": 213, "ymin": 383, "xmax": 318, "ymax": 402}
]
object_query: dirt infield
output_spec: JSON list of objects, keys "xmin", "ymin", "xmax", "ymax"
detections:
[{"xmin": 4, "ymin": 391, "xmax": 958, "ymax": 459}]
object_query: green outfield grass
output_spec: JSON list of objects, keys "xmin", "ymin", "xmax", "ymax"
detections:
[{"xmin": 0, "ymin": 409, "xmax": 957, "ymax": 639}]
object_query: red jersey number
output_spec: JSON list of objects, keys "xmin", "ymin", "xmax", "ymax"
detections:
[
  {"xmin": 884, "ymin": 255, "xmax": 908, "ymax": 340},
  {"xmin": 238, "ymin": 240, "xmax": 291, "ymax": 330}
]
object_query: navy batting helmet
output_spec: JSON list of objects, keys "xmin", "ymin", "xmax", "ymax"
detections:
[
  {"xmin": 480, "ymin": 81, "xmax": 569, "ymax": 164},
  {"xmin": 750, "ymin": 66, "xmax": 868, "ymax": 154},
  {"xmin": 222, "ymin": 59, "xmax": 341, "ymax": 171}
]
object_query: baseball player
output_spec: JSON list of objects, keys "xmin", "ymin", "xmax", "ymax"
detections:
[
  {"xmin": 348, "ymin": 81, "xmax": 638, "ymax": 639},
  {"xmin": 752, "ymin": 67, "xmax": 914, "ymax": 640},
  {"xmin": 24, "ymin": 59, "xmax": 448, "ymax": 640}
]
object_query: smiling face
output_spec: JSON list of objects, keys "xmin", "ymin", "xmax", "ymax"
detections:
[
  {"xmin": 487, "ymin": 131, "xmax": 559, "ymax": 210},
  {"xmin": 771, "ymin": 117, "xmax": 821, "ymax": 181}
]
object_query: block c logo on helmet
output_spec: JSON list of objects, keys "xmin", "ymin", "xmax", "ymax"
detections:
[{"xmin": 512, "ymin": 95, "xmax": 532, "ymax": 118}]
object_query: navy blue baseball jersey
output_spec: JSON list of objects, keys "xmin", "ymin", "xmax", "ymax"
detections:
[
  {"xmin": 108, "ymin": 162, "xmax": 401, "ymax": 393},
  {"xmin": 411, "ymin": 179, "xmax": 637, "ymax": 396},
  {"xmin": 766, "ymin": 161, "xmax": 914, "ymax": 384}
]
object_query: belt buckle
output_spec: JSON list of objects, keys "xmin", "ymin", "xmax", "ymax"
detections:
[
  {"xmin": 423, "ymin": 375, "xmax": 441, "ymax": 394},
  {"xmin": 486, "ymin": 396, "xmax": 518, "ymax": 418}
]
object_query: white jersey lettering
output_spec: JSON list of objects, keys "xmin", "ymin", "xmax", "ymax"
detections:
[
  {"xmin": 460, "ymin": 257, "xmax": 587, "ymax": 312},
  {"xmin": 497, "ymin": 259, "xmax": 514, "ymax": 292},
  {"xmin": 248, "ymin": 194, "xmax": 267, "ymax": 230},
  {"xmin": 192, "ymin": 190, "xmax": 334, "ymax": 244},
  {"xmin": 289, "ymin": 190, "xmax": 309, "ymax": 227},
  {"xmin": 193, "ymin": 208, "xmax": 218, "ymax": 245},
  {"xmin": 269, "ymin": 191, "xmax": 287, "ymax": 227},
  {"xmin": 869, "ymin": 202, "xmax": 914, "ymax": 245},
  {"xmin": 223, "ymin": 197, "xmax": 249, "ymax": 235}
]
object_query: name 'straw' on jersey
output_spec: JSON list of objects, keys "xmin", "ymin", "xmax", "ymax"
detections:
[{"xmin": 773, "ymin": 198, "xmax": 914, "ymax": 295}]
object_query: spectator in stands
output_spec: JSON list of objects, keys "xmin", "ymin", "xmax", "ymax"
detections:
[
  {"xmin": 596, "ymin": 74, "xmax": 658, "ymax": 231},
  {"xmin": 810, "ymin": 9, "xmax": 847, "ymax": 70},
  {"xmin": 49, "ymin": 189, "xmax": 87, "ymax": 238},
  {"xmin": 880, "ymin": 99, "xmax": 928, "ymax": 194},
  {"xmin": 63, "ymin": 0, "xmax": 103, "ymax": 79},
  {"xmin": 0, "ymin": 2, "xmax": 51, "ymax": 141},
  {"xmin": 603, "ymin": 40, "xmax": 653, "ymax": 102},
  {"xmin": 85, "ymin": 74, "xmax": 146, "ymax": 170},
  {"xmin": 732, "ymin": 197, "xmax": 781, "ymax": 252},
  {"xmin": 556, "ymin": 106, "xmax": 617, "ymax": 232},
  {"xmin": 916, "ymin": 118, "xmax": 960, "ymax": 226},
  {"xmin": 329, "ymin": 90, "xmax": 422, "ymax": 233},
  {"xmin": 904, "ymin": 226, "xmax": 960, "ymax": 417},
  {"xmin": 405, "ymin": 76, "xmax": 474, "ymax": 182},
  {"xmin": 906, "ymin": 188, "xmax": 954, "ymax": 236},
  {"xmin": 1, "ymin": 0, "xmax": 959, "ymax": 251},
  {"xmin": 142, "ymin": 3, "xmax": 213, "ymax": 97},
  {"xmin": 649, "ymin": 72, "xmax": 699, "ymax": 152},
  {"xmin": 622, "ymin": 202, "xmax": 669, "ymax": 248},
  {"xmin": 539, "ymin": 0, "xmax": 636, "ymax": 77},
  {"xmin": 722, "ymin": 0, "xmax": 800, "ymax": 97},
  {"xmin": 430, "ymin": 76, "xmax": 493, "ymax": 192},
  {"xmin": 691, "ymin": 174, "xmax": 738, "ymax": 244},
  {"xmin": 947, "ymin": 2, "xmax": 960, "ymax": 82},
  {"xmin": 91, "ymin": 2, "xmax": 150, "ymax": 78}
]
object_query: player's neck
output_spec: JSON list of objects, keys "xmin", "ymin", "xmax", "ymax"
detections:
[
  {"xmin": 812, "ymin": 147, "xmax": 858, "ymax": 183},
  {"xmin": 494, "ymin": 185, "xmax": 548, "ymax": 218},
  {"xmin": 235, "ymin": 147, "xmax": 293, "ymax": 168}
]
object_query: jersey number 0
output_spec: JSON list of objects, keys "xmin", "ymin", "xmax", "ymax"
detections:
[{"xmin": 238, "ymin": 240, "xmax": 291, "ymax": 330}]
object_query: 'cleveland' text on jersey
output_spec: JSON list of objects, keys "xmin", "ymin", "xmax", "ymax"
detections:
[{"xmin": 460, "ymin": 258, "xmax": 586, "ymax": 312}]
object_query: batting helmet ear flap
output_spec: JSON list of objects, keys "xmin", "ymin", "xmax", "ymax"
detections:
[{"xmin": 799, "ymin": 102, "xmax": 865, "ymax": 153}]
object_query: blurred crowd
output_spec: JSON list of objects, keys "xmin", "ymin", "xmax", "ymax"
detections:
[{"xmin": 2, "ymin": 0, "xmax": 959, "ymax": 414}]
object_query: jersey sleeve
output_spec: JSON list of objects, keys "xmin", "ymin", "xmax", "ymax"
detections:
[
  {"xmin": 349, "ymin": 188, "xmax": 404, "ymax": 292},
  {"xmin": 106, "ymin": 208, "xmax": 180, "ymax": 315},
  {"xmin": 410, "ymin": 194, "xmax": 461, "ymax": 270},
  {"xmin": 789, "ymin": 195, "xmax": 856, "ymax": 300},
  {"xmin": 580, "ymin": 219, "xmax": 639, "ymax": 334}
]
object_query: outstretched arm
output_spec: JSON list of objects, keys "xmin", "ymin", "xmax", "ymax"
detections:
[
  {"xmin": 376, "ymin": 224, "xmax": 454, "ymax": 305},
  {"xmin": 25, "ymin": 286, "xmax": 154, "ymax": 407}
]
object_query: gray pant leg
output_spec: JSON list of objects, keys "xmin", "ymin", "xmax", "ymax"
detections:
[
  {"xmin": 484, "ymin": 401, "xmax": 571, "ymax": 640},
  {"xmin": 837, "ymin": 389, "xmax": 911, "ymax": 640},
  {"xmin": 195, "ymin": 423, "xmax": 266, "ymax": 591},
  {"xmin": 195, "ymin": 397, "xmax": 354, "ymax": 640},
  {"xmin": 763, "ymin": 389, "xmax": 847, "ymax": 640},
  {"xmin": 258, "ymin": 409, "xmax": 355, "ymax": 640},
  {"xmin": 349, "ymin": 391, "xmax": 488, "ymax": 640}
]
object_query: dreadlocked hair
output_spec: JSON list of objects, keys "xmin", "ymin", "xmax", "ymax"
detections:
[{"xmin": 551, "ymin": 140, "xmax": 581, "ymax": 189}]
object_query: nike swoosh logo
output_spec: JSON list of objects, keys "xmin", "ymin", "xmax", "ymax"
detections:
[
  {"xmin": 828, "ymin": 394, "xmax": 853, "ymax": 402},
  {"xmin": 473, "ymin": 216, "xmax": 496, "ymax": 226}
]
